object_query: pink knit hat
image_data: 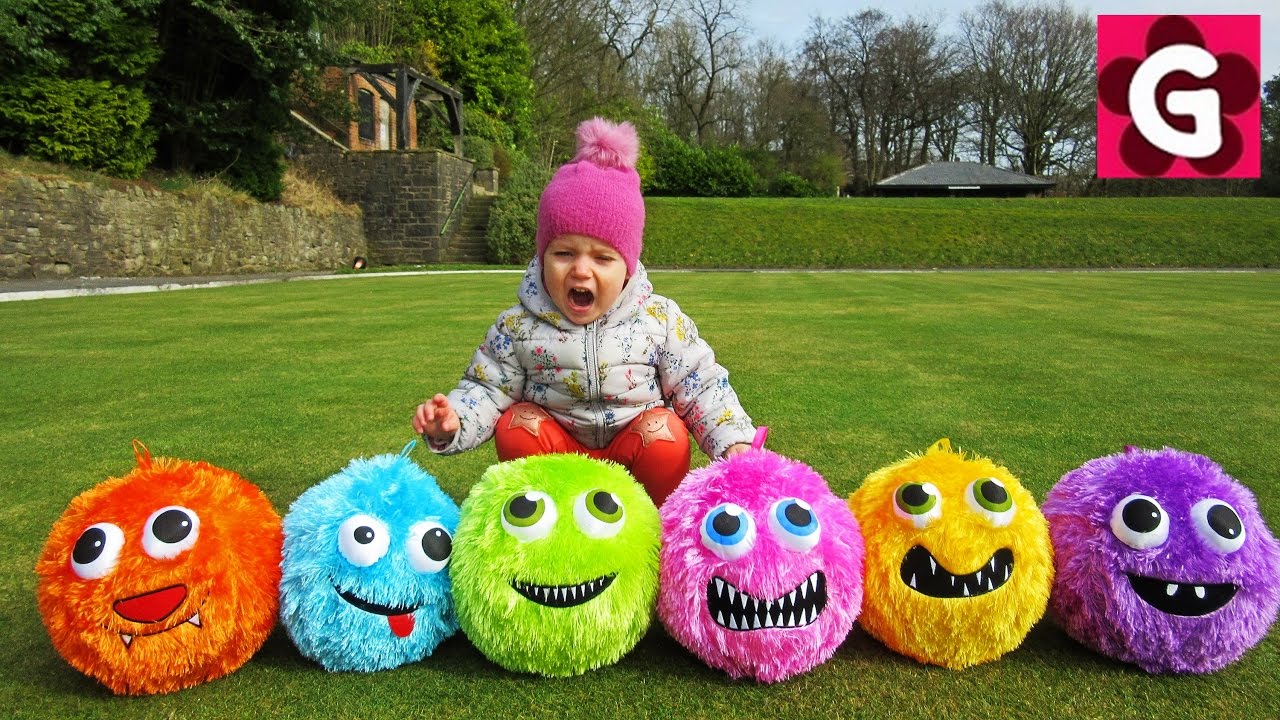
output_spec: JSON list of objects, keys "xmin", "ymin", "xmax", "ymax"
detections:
[{"xmin": 536, "ymin": 118, "xmax": 645, "ymax": 275}]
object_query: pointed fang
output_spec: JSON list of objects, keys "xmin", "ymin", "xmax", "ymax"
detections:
[
  {"xmin": 188, "ymin": 612, "xmax": 202, "ymax": 628},
  {"xmin": 120, "ymin": 633, "xmax": 133, "ymax": 648}
]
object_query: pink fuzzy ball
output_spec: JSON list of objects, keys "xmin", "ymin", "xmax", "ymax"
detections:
[{"xmin": 657, "ymin": 449, "xmax": 865, "ymax": 682}]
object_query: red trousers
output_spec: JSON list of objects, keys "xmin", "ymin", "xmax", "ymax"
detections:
[{"xmin": 494, "ymin": 402, "xmax": 691, "ymax": 506}]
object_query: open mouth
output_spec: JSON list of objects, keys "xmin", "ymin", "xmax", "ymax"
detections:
[
  {"xmin": 112, "ymin": 584, "xmax": 203, "ymax": 648},
  {"xmin": 900, "ymin": 546, "xmax": 1013, "ymax": 598},
  {"xmin": 336, "ymin": 586, "xmax": 420, "ymax": 638},
  {"xmin": 1127, "ymin": 574, "xmax": 1237, "ymax": 617},
  {"xmin": 567, "ymin": 287, "xmax": 595, "ymax": 311},
  {"xmin": 511, "ymin": 573, "xmax": 615, "ymax": 608},
  {"xmin": 706, "ymin": 572, "xmax": 827, "ymax": 631}
]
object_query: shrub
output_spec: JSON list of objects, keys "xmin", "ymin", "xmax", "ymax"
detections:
[
  {"xmin": 641, "ymin": 124, "xmax": 762, "ymax": 197},
  {"xmin": 0, "ymin": 77, "xmax": 155, "ymax": 178},
  {"xmin": 486, "ymin": 151, "xmax": 550, "ymax": 264},
  {"xmin": 768, "ymin": 171, "xmax": 825, "ymax": 198}
]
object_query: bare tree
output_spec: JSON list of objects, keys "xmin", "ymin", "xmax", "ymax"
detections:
[{"xmin": 644, "ymin": 0, "xmax": 748, "ymax": 144}]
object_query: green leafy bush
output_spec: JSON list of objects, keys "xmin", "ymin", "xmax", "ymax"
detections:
[
  {"xmin": 768, "ymin": 171, "xmax": 826, "ymax": 197},
  {"xmin": 486, "ymin": 151, "xmax": 550, "ymax": 264},
  {"xmin": 640, "ymin": 123, "xmax": 760, "ymax": 197},
  {"xmin": 0, "ymin": 77, "xmax": 155, "ymax": 177}
]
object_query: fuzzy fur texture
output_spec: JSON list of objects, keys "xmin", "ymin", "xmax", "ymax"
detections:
[
  {"xmin": 34, "ymin": 443, "xmax": 282, "ymax": 695},
  {"xmin": 658, "ymin": 449, "xmax": 864, "ymax": 682},
  {"xmin": 279, "ymin": 444, "xmax": 460, "ymax": 672},
  {"xmin": 848, "ymin": 439, "xmax": 1053, "ymax": 669},
  {"xmin": 451, "ymin": 454, "xmax": 660, "ymax": 676},
  {"xmin": 1044, "ymin": 447, "xmax": 1280, "ymax": 674},
  {"xmin": 536, "ymin": 117, "xmax": 645, "ymax": 275}
]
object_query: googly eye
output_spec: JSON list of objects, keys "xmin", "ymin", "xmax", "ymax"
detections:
[
  {"xmin": 767, "ymin": 498, "xmax": 821, "ymax": 552},
  {"xmin": 893, "ymin": 482, "xmax": 942, "ymax": 528},
  {"xmin": 700, "ymin": 503, "xmax": 756, "ymax": 560},
  {"xmin": 966, "ymin": 477, "xmax": 1016, "ymax": 527},
  {"xmin": 1110, "ymin": 494, "xmax": 1169, "ymax": 550},
  {"xmin": 70, "ymin": 522, "xmax": 125, "ymax": 580},
  {"xmin": 574, "ymin": 490, "xmax": 625, "ymax": 539},
  {"xmin": 1191, "ymin": 498, "xmax": 1246, "ymax": 554},
  {"xmin": 501, "ymin": 491, "xmax": 557, "ymax": 543},
  {"xmin": 406, "ymin": 520, "xmax": 452, "ymax": 573},
  {"xmin": 338, "ymin": 514, "xmax": 390, "ymax": 567},
  {"xmin": 142, "ymin": 506, "xmax": 199, "ymax": 559}
]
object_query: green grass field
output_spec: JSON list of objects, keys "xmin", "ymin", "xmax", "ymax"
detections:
[{"xmin": 2, "ymin": 270, "xmax": 1278, "ymax": 719}]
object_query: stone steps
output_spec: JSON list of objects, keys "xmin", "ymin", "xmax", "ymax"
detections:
[{"xmin": 443, "ymin": 195, "xmax": 497, "ymax": 263}]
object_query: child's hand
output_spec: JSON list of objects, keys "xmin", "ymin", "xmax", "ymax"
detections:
[
  {"xmin": 412, "ymin": 394, "xmax": 459, "ymax": 444},
  {"xmin": 722, "ymin": 443, "xmax": 751, "ymax": 459}
]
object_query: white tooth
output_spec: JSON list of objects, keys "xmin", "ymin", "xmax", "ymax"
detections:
[
  {"xmin": 1195, "ymin": 586, "xmax": 1206, "ymax": 599},
  {"xmin": 987, "ymin": 577, "xmax": 994, "ymax": 591},
  {"xmin": 909, "ymin": 574, "xmax": 917, "ymax": 588},
  {"xmin": 120, "ymin": 634, "xmax": 133, "ymax": 648},
  {"xmin": 728, "ymin": 586, "xmax": 737, "ymax": 604},
  {"xmin": 569, "ymin": 587, "xmax": 577, "ymax": 601},
  {"xmin": 765, "ymin": 612, "xmax": 775, "ymax": 628},
  {"xmin": 729, "ymin": 614, "xmax": 739, "ymax": 630},
  {"xmin": 929, "ymin": 557, "xmax": 937, "ymax": 574},
  {"xmin": 188, "ymin": 612, "xmax": 202, "ymax": 628},
  {"xmin": 991, "ymin": 557, "xmax": 997, "ymax": 572},
  {"xmin": 809, "ymin": 606, "xmax": 818, "ymax": 624},
  {"xmin": 800, "ymin": 582, "xmax": 808, "ymax": 600},
  {"xmin": 715, "ymin": 578, "xmax": 725, "ymax": 596},
  {"xmin": 1005, "ymin": 566, "xmax": 1011, "ymax": 581},
  {"xmin": 541, "ymin": 587, "xmax": 551, "ymax": 602},
  {"xmin": 716, "ymin": 611, "xmax": 725, "ymax": 626},
  {"xmin": 810, "ymin": 574, "xmax": 819, "ymax": 592},
  {"xmin": 951, "ymin": 575, "xmax": 957, "ymax": 587},
  {"xmin": 1167, "ymin": 584, "xmax": 1178, "ymax": 597},
  {"xmin": 976, "ymin": 570, "xmax": 984, "ymax": 586},
  {"xmin": 963, "ymin": 583, "xmax": 971, "ymax": 597},
  {"xmin": 751, "ymin": 614, "xmax": 761, "ymax": 629}
]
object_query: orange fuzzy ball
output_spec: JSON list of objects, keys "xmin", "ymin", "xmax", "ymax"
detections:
[
  {"xmin": 849, "ymin": 439, "xmax": 1053, "ymax": 669},
  {"xmin": 35, "ymin": 442, "xmax": 282, "ymax": 695}
]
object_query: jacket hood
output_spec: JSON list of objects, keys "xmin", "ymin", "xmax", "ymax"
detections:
[{"xmin": 518, "ymin": 257, "xmax": 652, "ymax": 330}]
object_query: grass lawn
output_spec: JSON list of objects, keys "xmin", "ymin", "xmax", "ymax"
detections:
[{"xmin": 2, "ymin": 270, "xmax": 1278, "ymax": 718}]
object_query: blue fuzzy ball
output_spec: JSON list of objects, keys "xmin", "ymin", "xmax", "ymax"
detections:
[{"xmin": 280, "ymin": 442, "xmax": 460, "ymax": 672}]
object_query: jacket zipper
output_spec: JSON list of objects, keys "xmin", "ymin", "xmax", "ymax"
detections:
[{"xmin": 584, "ymin": 320, "xmax": 605, "ymax": 447}]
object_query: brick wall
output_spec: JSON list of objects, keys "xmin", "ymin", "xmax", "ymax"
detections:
[
  {"xmin": 294, "ymin": 148, "xmax": 474, "ymax": 265},
  {"xmin": 0, "ymin": 176, "xmax": 366, "ymax": 280}
]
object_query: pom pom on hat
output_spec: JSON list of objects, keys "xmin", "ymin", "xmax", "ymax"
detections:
[{"xmin": 536, "ymin": 118, "xmax": 645, "ymax": 275}]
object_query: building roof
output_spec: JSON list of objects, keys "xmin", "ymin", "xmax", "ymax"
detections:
[{"xmin": 877, "ymin": 161, "xmax": 1055, "ymax": 189}]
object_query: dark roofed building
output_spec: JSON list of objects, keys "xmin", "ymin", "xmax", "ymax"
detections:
[{"xmin": 876, "ymin": 161, "xmax": 1055, "ymax": 197}]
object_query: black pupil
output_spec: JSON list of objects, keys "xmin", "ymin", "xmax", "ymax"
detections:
[
  {"xmin": 712, "ymin": 511, "xmax": 741, "ymax": 537},
  {"xmin": 355, "ymin": 526, "xmax": 375, "ymax": 544},
  {"xmin": 1123, "ymin": 498, "xmax": 1162, "ymax": 533},
  {"xmin": 784, "ymin": 503, "xmax": 812, "ymax": 527},
  {"xmin": 509, "ymin": 495, "xmax": 537, "ymax": 519},
  {"xmin": 73, "ymin": 527, "xmax": 107, "ymax": 565},
  {"xmin": 981, "ymin": 481, "xmax": 1008, "ymax": 505},
  {"xmin": 901, "ymin": 484, "xmax": 929, "ymax": 507},
  {"xmin": 1208, "ymin": 504, "xmax": 1242, "ymax": 539},
  {"xmin": 422, "ymin": 528, "xmax": 452, "ymax": 561},
  {"xmin": 592, "ymin": 492, "xmax": 619, "ymax": 515},
  {"xmin": 153, "ymin": 509, "xmax": 193, "ymax": 544}
]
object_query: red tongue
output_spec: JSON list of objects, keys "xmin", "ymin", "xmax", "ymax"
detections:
[
  {"xmin": 114, "ymin": 584, "xmax": 188, "ymax": 623},
  {"xmin": 388, "ymin": 612, "xmax": 415, "ymax": 638}
]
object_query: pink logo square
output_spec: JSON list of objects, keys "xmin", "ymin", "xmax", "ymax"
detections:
[{"xmin": 1097, "ymin": 15, "xmax": 1261, "ymax": 179}]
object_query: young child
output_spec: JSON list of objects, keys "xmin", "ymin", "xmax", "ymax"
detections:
[{"xmin": 412, "ymin": 117, "xmax": 755, "ymax": 505}]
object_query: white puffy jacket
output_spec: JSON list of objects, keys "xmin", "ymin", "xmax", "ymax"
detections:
[{"xmin": 431, "ymin": 259, "xmax": 755, "ymax": 458}]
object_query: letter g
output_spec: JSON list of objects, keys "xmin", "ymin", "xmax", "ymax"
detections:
[{"xmin": 1128, "ymin": 44, "xmax": 1221, "ymax": 159}]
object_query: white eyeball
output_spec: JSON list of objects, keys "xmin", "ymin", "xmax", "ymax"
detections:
[
  {"xmin": 1110, "ymin": 494, "xmax": 1169, "ymax": 550},
  {"xmin": 574, "ymin": 490, "xmax": 626, "ymax": 539},
  {"xmin": 338, "ymin": 514, "xmax": 390, "ymax": 567},
  {"xmin": 700, "ymin": 503, "xmax": 757, "ymax": 560},
  {"xmin": 1191, "ymin": 498, "xmax": 1246, "ymax": 554},
  {"xmin": 501, "ymin": 491, "xmax": 558, "ymax": 543},
  {"xmin": 767, "ymin": 498, "xmax": 821, "ymax": 553},
  {"xmin": 70, "ymin": 522, "xmax": 125, "ymax": 579},
  {"xmin": 893, "ymin": 482, "xmax": 943, "ymax": 528},
  {"xmin": 142, "ymin": 506, "xmax": 200, "ymax": 559},
  {"xmin": 406, "ymin": 520, "xmax": 453, "ymax": 573}
]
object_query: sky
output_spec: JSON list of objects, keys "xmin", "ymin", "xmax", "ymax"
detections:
[{"xmin": 742, "ymin": 0, "xmax": 1279, "ymax": 84}]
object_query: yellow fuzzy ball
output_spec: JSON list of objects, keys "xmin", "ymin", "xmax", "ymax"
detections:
[{"xmin": 849, "ymin": 439, "xmax": 1053, "ymax": 669}]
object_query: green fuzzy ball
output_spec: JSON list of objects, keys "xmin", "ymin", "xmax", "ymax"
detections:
[{"xmin": 452, "ymin": 454, "xmax": 660, "ymax": 676}]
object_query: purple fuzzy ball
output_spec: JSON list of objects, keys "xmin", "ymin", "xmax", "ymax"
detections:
[
  {"xmin": 658, "ymin": 449, "xmax": 864, "ymax": 683},
  {"xmin": 1044, "ymin": 447, "xmax": 1280, "ymax": 673}
]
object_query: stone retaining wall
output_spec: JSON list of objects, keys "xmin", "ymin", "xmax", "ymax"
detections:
[
  {"xmin": 293, "ymin": 148, "xmax": 474, "ymax": 265},
  {"xmin": 0, "ymin": 175, "xmax": 366, "ymax": 280}
]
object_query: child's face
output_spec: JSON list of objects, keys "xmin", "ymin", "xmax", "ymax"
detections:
[{"xmin": 541, "ymin": 234, "xmax": 627, "ymax": 326}]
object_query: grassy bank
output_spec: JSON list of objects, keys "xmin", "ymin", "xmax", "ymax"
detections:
[
  {"xmin": 2, "ymin": 271, "xmax": 1278, "ymax": 718},
  {"xmin": 643, "ymin": 196, "xmax": 1280, "ymax": 268}
]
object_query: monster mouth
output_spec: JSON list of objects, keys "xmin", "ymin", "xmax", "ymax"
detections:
[
  {"xmin": 1127, "ymin": 575, "xmax": 1237, "ymax": 617},
  {"xmin": 336, "ymin": 586, "xmax": 420, "ymax": 638},
  {"xmin": 900, "ymin": 546, "xmax": 1014, "ymax": 598},
  {"xmin": 111, "ymin": 584, "xmax": 203, "ymax": 649},
  {"xmin": 510, "ymin": 573, "xmax": 616, "ymax": 608},
  {"xmin": 706, "ymin": 572, "xmax": 827, "ymax": 631}
]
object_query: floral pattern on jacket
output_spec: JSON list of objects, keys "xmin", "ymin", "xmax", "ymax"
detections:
[{"xmin": 432, "ymin": 259, "xmax": 755, "ymax": 458}]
